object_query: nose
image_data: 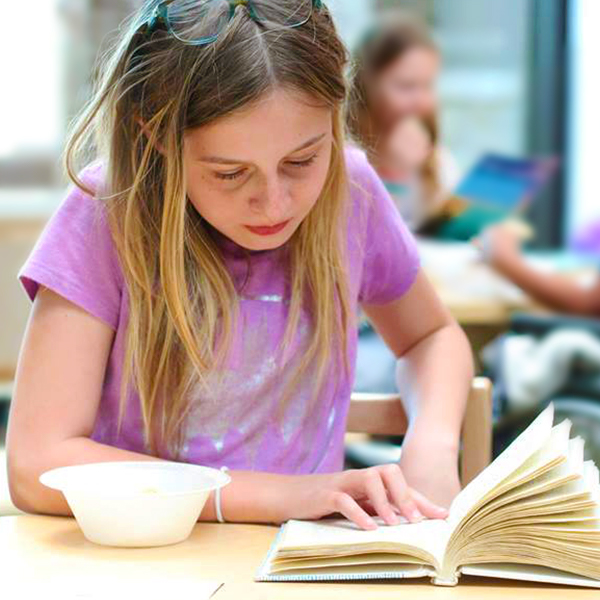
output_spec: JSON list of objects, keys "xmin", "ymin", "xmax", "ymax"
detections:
[{"xmin": 250, "ymin": 174, "xmax": 292, "ymax": 223}]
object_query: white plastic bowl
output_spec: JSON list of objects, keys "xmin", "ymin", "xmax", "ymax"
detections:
[{"xmin": 39, "ymin": 461, "xmax": 231, "ymax": 548}]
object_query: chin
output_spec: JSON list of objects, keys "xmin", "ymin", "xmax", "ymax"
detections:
[
  {"xmin": 236, "ymin": 223, "xmax": 298, "ymax": 252},
  {"xmin": 241, "ymin": 232, "xmax": 292, "ymax": 252}
]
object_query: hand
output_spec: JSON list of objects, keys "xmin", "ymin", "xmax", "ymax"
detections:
[
  {"xmin": 280, "ymin": 465, "xmax": 448, "ymax": 531},
  {"xmin": 385, "ymin": 117, "xmax": 433, "ymax": 174},
  {"xmin": 473, "ymin": 223, "xmax": 525, "ymax": 270},
  {"xmin": 399, "ymin": 433, "xmax": 461, "ymax": 510}
]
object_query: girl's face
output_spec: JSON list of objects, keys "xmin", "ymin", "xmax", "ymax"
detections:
[
  {"xmin": 370, "ymin": 46, "xmax": 440, "ymax": 130},
  {"xmin": 183, "ymin": 87, "xmax": 333, "ymax": 252}
]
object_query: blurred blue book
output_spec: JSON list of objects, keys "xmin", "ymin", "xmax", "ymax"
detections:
[{"xmin": 421, "ymin": 153, "xmax": 558, "ymax": 241}]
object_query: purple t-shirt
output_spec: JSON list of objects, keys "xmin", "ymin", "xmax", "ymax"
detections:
[{"xmin": 19, "ymin": 146, "xmax": 420, "ymax": 474}]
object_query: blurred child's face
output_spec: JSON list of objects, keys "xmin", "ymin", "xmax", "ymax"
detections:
[
  {"xmin": 370, "ymin": 46, "xmax": 440, "ymax": 129},
  {"xmin": 183, "ymin": 87, "xmax": 333, "ymax": 252}
]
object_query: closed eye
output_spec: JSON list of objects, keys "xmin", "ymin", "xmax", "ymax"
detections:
[
  {"xmin": 287, "ymin": 154, "xmax": 318, "ymax": 168},
  {"xmin": 214, "ymin": 153, "xmax": 318, "ymax": 181},
  {"xmin": 215, "ymin": 169, "xmax": 246, "ymax": 181}
]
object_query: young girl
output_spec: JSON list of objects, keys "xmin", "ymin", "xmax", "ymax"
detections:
[
  {"xmin": 346, "ymin": 12, "xmax": 460, "ymax": 232},
  {"xmin": 7, "ymin": 0, "xmax": 473, "ymax": 529}
]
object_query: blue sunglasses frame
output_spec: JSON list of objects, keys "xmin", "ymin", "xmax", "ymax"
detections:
[{"xmin": 146, "ymin": 0, "xmax": 324, "ymax": 45}]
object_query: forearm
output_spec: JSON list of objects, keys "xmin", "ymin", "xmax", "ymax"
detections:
[
  {"xmin": 10, "ymin": 435, "xmax": 300, "ymax": 525},
  {"xmin": 395, "ymin": 322, "xmax": 474, "ymax": 450},
  {"xmin": 494, "ymin": 254, "xmax": 600, "ymax": 316},
  {"xmin": 199, "ymin": 470, "xmax": 298, "ymax": 524},
  {"xmin": 9, "ymin": 436, "xmax": 163, "ymax": 515},
  {"xmin": 393, "ymin": 323, "xmax": 473, "ymax": 506}
]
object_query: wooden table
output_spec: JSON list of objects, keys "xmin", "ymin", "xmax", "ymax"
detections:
[{"xmin": 1, "ymin": 515, "xmax": 597, "ymax": 599}]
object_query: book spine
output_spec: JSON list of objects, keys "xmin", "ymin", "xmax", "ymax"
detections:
[
  {"xmin": 431, "ymin": 574, "xmax": 459, "ymax": 586},
  {"xmin": 256, "ymin": 572, "xmax": 430, "ymax": 582}
]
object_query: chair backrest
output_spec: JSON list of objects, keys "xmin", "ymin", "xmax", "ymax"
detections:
[{"xmin": 347, "ymin": 377, "xmax": 493, "ymax": 486}]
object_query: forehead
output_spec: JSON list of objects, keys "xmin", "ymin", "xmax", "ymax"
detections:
[
  {"xmin": 380, "ymin": 47, "xmax": 439, "ymax": 79},
  {"xmin": 184, "ymin": 88, "xmax": 333, "ymax": 159}
]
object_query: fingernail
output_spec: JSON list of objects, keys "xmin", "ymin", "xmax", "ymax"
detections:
[
  {"xmin": 410, "ymin": 509, "xmax": 423, "ymax": 522},
  {"xmin": 386, "ymin": 512, "xmax": 399, "ymax": 525},
  {"xmin": 367, "ymin": 518, "xmax": 378, "ymax": 529}
]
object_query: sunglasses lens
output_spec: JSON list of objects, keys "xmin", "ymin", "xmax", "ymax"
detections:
[{"xmin": 166, "ymin": 0, "xmax": 231, "ymax": 43}]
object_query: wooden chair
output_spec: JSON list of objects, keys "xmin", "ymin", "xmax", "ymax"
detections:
[{"xmin": 347, "ymin": 377, "xmax": 493, "ymax": 486}]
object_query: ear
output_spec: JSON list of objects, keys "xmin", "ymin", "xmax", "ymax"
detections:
[{"xmin": 135, "ymin": 116, "xmax": 167, "ymax": 155}]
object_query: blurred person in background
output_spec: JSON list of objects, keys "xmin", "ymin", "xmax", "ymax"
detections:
[
  {"xmin": 476, "ymin": 224, "xmax": 600, "ymax": 318},
  {"xmin": 477, "ymin": 223, "xmax": 600, "ymax": 424},
  {"xmin": 346, "ymin": 12, "xmax": 460, "ymax": 232}
]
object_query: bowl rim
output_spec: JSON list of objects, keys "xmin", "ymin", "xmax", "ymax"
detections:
[{"xmin": 39, "ymin": 460, "xmax": 232, "ymax": 498}]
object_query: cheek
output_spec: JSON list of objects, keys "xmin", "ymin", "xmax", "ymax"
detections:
[
  {"xmin": 186, "ymin": 174, "xmax": 237, "ymax": 224},
  {"xmin": 418, "ymin": 93, "xmax": 437, "ymax": 113},
  {"xmin": 296, "ymin": 159, "xmax": 331, "ymax": 212},
  {"xmin": 378, "ymin": 85, "xmax": 412, "ymax": 121},
  {"xmin": 389, "ymin": 90, "xmax": 413, "ymax": 112}
]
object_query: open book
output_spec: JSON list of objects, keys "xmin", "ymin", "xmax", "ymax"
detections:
[
  {"xmin": 256, "ymin": 404, "xmax": 600, "ymax": 587},
  {"xmin": 418, "ymin": 153, "xmax": 558, "ymax": 241}
]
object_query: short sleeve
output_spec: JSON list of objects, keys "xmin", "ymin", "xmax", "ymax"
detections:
[
  {"xmin": 347, "ymin": 147, "xmax": 421, "ymax": 305},
  {"xmin": 18, "ymin": 163, "xmax": 123, "ymax": 330}
]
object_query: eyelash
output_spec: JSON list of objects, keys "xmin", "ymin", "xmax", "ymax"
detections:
[{"xmin": 214, "ymin": 155, "xmax": 318, "ymax": 181}]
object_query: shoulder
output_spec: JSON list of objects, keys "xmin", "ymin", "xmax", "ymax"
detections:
[
  {"xmin": 343, "ymin": 144, "xmax": 396, "ymax": 229},
  {"xmin": 66, "ymin": 160, "xmax": 108, "ymax": 208},
  {"xmin": 57, "ymin": 161, "xmax": 114, "ymax": 241},
  {"xmin": 343, "ymin": 144, "xmax": 388, "ymax": 223},
  {"xmin": 344, "ymin": 144, "xmax": 380, "ymax": 191},
  {"xmin": 342, "ymin": 146, "xmax": 421, "ymax": 304},
  {"xmin": 51, "ymin": 161, "xmax": 119, "ymax": 273},
  {"xmin": 18, "ymin": 159, "xmax": 124, "ymax": 329}
]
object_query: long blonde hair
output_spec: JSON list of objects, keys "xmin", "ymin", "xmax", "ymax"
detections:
[
  {"xmin": 346, "ymin": 13, "xmax": 440, "ymax": 203},
  {"xmin": 64, "ymin": 0, "xmax": 351, "ymax": 458}
]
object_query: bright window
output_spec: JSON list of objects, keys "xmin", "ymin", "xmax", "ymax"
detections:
[
  {"xmin": 0, "ymin": 1, "xmax": 61, "ymax": 159},
  {"xmin": 566, "ymin": 0, "xmax": 600, "ymax": 241}
]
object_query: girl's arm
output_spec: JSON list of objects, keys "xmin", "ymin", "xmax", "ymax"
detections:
[
  {"xmin": 362, "ymin": 270, "xmax": 474, "ymax": 507},
  {"xmin": 6, "ymin": 287, "xmax": 163, "ymax": 515},
  {"xmin": 479, "ymin": 225, "xmax": 600, "ymax": 316},
  {"xmin": 8, "ymin": 288, "xmax": 447, "ymax": 528}
]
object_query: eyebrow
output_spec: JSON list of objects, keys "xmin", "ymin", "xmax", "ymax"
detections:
[{"xmin": 197, "ymin": 133, "xmax": 328, "ymax": 165}]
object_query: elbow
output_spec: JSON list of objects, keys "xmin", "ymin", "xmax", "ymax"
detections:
[
  {"xmin": 7, "ymin": 449, "xmax": 43, "ymax": 514},
  {"xmin": 449, "ymin": 321, "xmax": 475, "ymax": 374}
]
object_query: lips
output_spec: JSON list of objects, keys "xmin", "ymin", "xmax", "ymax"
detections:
[{"xmin": 245, "ymin": 220, "xmax": 291, "ymax": 236}]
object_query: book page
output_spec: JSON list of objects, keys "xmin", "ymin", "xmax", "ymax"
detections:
[
  {"xmin": 494, "ymin": 420, "xmax": 574, "ymax": 492},
  {"xmin": 479, "ymin": 435, "xmax": 583, "ymax": 516},
  {"xmin": 270, "ymin": 552, "xmax": 426, "ymax": 573},
  {"xmin": 448, "ymin": 404, "xmax": 555, "ymax": 528},
  {"xmin": 277, "ymin": 517, "xmax": 451, "ymax": 568},
  {"xmin": 461, "ymin": 563, "xmax": 600, "ymax": 588}
]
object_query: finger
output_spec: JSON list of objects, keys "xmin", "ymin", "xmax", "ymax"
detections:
[
  {"xmin": 331, "ymin": 492, "xmax": 378, "ymax": 531},
  {"xmin": 411, "ymin": 489, "xmax": 449, "ymax": 520},
  {"xmin": 362, "ymin": 501, "xmax": 405, "ymax": 518},
  {"xmin": 378, "ymin": 464, "xmax": 424, "ymax": 523},
  {"xmin": 356, "ymin": 500, "xmax": 378, "ymax": 517},
  {"xmin": 362, "ymin": 469, "xmax": 399, "ymax": 526}
]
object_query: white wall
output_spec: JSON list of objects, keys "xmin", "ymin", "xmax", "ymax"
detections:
[{"xmin": 328, "ymin": 0, "xmax": 376, "ymax": 51}]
